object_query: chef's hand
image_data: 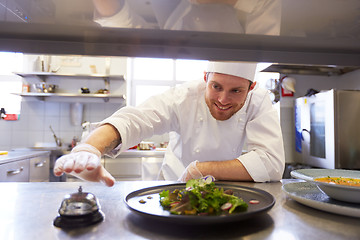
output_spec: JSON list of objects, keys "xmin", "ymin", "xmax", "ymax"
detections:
[
  {"xmin": 178, "ymin": 160, "xmax": 203, "ymax": 182},
  {"xmin": 54, "ymin": 143, "xmax": 115, "ymax": 187}
]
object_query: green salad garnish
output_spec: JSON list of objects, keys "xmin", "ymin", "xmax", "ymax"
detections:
[{"xmin": 159, "ymin": 176, "xmax": 248, "ymax": 215}]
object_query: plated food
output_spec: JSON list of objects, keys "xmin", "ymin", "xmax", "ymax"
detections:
[
  {"xmin": 290, "ymin": 169, "xmax": 360, "ymax": 203},
  {"xmin": 159, "ymin": 176, "xmax": 248, "ymax": 216},
  {"xmin": 124, "ymin": 179, "xmax": 275, "ymax": 224},
  {"xmin": 315, "ymin": 176, "xmax": 360, "ymax": 187}
]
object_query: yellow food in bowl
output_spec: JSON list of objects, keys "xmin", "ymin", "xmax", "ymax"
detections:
[{"xmin": 315, "ymin": 176, "xmax": 360, "ymax": 187}]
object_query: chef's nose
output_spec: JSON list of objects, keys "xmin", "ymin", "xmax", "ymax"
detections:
[{"xmin": 218, "ymin": 91, "xmax": 231, "ymax": 104}]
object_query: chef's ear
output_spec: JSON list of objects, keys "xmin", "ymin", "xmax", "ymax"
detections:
[
  {"xmin": 249, "ymin": 81, "xmax": 257, "ymax": 91},
  {"xmin": 204, "ymin": 72, "xmax": 212, "ymax": 82}
]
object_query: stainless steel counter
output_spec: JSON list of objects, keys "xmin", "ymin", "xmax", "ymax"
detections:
[
  {"xmin": 0, "ymin": 181, "xmax": 359, "ymax": 240},
  {"xmin": 0, "ymin": 150, "xmax": 50, "ymax": 164}
]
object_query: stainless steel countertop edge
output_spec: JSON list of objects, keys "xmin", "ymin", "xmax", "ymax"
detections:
[{"xmin": 0, "ymin": 150, "xmax": 50, "ymax": 165}]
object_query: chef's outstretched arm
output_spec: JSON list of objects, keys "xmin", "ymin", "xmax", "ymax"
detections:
[
  {"xmin": 198, "ymin": 159, "xmax": 253, "ymax": 181},
  {"xmin": 53, "ymin": 124, "xmax": 121, "ymax": 187},
  {"xmin": 179, "ymin": 159, "xmax": 253, "ymax": 182}
]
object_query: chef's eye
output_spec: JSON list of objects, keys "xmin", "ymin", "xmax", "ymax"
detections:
[{"xmin": 213, "ymin": 84, "xmax": 222, "ymax": 91}]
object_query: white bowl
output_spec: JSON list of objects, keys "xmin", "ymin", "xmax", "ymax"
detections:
[{"xmin": 290, "ymin": 169, "xmax": 360, "ymax": 203}]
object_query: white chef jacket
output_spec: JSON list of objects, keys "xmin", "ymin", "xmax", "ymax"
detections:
[
  {"xmin": 94, "ymin": 0, "xmax": 281, "ymax": 36},
  {"xmin": 100, "ymin": 80, "xmax": 285, "ymax": 182}
]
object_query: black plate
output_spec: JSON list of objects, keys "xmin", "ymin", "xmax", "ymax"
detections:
[{"xmin": 124, "ymin": 182, "xmax": 275, "ymax": 224}]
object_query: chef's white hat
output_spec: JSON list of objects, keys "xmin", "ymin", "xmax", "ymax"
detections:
[{"xmin": 206, "ymin": 61, "xmax": 257, "ymax": 82}]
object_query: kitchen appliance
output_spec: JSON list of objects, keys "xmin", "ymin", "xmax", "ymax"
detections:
[
  {"xmin": 53, "ymin": 186, "xmax": 104, "ymax": 229},
  {"xmin": 295, "ymin": 89, "xmax": 360, "ymax": 169}
]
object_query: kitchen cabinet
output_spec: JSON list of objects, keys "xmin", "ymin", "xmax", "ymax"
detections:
[
  {"xmin": 105, "ymin": 157, "xmax": 142, "ymax": 181},
  {"xmin": 104, "ymin": 150, "xmax": 165, "ymax": 181},
  {"xmin": 13, "ymin": 72, "xmax": 126, "ymax": 103},
  {"xmin": 0, "ymin": 150, "xmax": 51, "ymax": 182},
  {"xmin": 0, "ymin": 159, "xmax": 29, "ymax": 182},
  {"xmin": 29, "ymin": 154, "xmax": 50, "ymax": 182}
]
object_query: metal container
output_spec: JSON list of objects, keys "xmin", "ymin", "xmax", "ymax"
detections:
[{"xmin": 33, "ymin": 82, "xmax": 57, "ymax": 93}]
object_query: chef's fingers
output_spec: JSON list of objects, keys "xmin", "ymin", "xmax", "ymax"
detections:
[
  {"xmin": 62, "ymin": 155, "xmax": 76, "ymax": 173},
  {"xmin": 69, "ymin": 152, "xmax": 100, "ymax": 173},
  {"xmin": 53, "ymin": 155, "xmax": 66, "ymax": 176},
  {"xmin": 53, "ymin": 155, "xmax": 74, "ymax": 176},
  {"xmin": 73, "ymin": 152, "xmax": 89, "ymax": 173},
  {"xmin": 178, "ymin": 160, "xmax": 203, "ymax": 182},
  {"xmin": 99, "ymin": 166, "xmax": 116, "ymax": 187},
  {"xmin": 85, "ymin": 153, "xmax": 101, "ymax": 171},
  {"xmin": 178, "ymin": 170, "xmax": 189, "ymax": 182}
]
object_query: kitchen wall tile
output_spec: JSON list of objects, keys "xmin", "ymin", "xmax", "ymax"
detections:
[
  {"xmin": 82, "ymin": 103, "xmax": 108, "ymax": 123},
  {"xmin": 60, "ymin": 103, "xmax": 70, "ymax": 117},
  {"xmin": 0, "ymin": 119, "xmax": 12, "ymax": 131},
  {"xmin": 82, "ymin": 105, "xmax": 92, "ymax": 123},
  {"xmin": 45, "ymin": 102, "xmax": 61, "ymax": 116},
  {"xmin": 59, "ymin": 116, "xmax": 75, "ymax": 132},
  {"xmin": 0, "ymin": 122, "xmax": 12, "ymax": 150},
  {"xmin": 25, "ymin": 100, "xmax": 45, "ymax": 116},
  {"xmin": 27, "ymin": 131, "xmax": 44, "ymax": 147},
  {"xmin": 19, "ymin": 101, "xmax": 29, "ymax": 115},
  {"xmin": 105, "ymin": 103, "xmax": 122, "ymax": 117},
  {"xmin": 11, "ymin": 130, "xmax": 28, "ymax": 148},
  {"xmin": 88, "ymin": 115, "xmax": 105, "ymax": 123},
  {"xmin": 0, "ymin": 144, "xmax": 10, "ymax": 151},
  {"xmin": 59, "ymin": 121, "xmax": 83, "ymax": 142},
  {"xmin": 45, "ymin": 115, "xmax": 60, "ymax": 132},
  {"xmin": 27, "ymin": 114, "xmax": 45, "ymax": 131},
  {"xmin": 14, "ymin": 114, "xmax": 30, "ymax": 131},
  {"xmin": 88, "ymin": 103, "xmax": 106, "ymax": 117}
]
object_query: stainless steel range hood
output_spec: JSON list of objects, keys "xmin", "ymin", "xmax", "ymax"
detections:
[
  {"xmin": 261, "ymin": 64, "xmax": 360, "ymax": 76},
  {"xmin": 0, "ymin": 0, "xmax": 360, "ymax": 66}
]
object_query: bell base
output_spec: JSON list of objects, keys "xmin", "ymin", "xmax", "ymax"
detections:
[{"xmin": 53, "ymin": 210, "xmax": 104, "ymax": 229}]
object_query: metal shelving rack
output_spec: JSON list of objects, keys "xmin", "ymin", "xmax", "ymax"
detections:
[{"xmin": 13, "ymin": 72, "xmax": 126, "ymax": 102}]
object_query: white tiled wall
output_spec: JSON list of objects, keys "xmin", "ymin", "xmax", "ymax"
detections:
[
  {"xmin": 0, "ymin": 100, "xmax": 123, "ymax": 150},
  {"xmin": 0, "ymin": 54, "xmax": 127, "ymax": 151}
]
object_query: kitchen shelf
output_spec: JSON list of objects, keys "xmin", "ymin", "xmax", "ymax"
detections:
[
  {"xmin": 13, "ymin": 92, "xmax": 125, "ymax": 102},
  {"xmin": 13, "ymin": 72, "xmax": 126, "ymax": 103},
  {"xmin": 14, "ymin": 72, "xmax": 125, "ymax": 81}
]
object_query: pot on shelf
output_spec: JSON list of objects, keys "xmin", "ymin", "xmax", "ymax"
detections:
[{"xmin": 33, "ymin": 83, "xmax": 57, "ymax": 93}]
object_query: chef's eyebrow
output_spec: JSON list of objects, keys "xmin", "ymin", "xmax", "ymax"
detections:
[
  {"xmin": 206, "ymin": 73, "xmax": 252, "ymax": 90},
  {"xmin": 210, "ymin": 80, "xmax": 247, "ymax": 91}
]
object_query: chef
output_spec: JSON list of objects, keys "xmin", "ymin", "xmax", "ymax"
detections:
[{"xmin": 54, "ymin": 61, "xmax": 285, "ymax": 187}]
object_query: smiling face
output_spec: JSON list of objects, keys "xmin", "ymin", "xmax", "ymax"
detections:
[{"xmin": 204, "ymin": 72, "xmax": 255, "ymax": 121}]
